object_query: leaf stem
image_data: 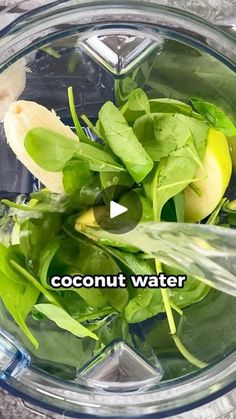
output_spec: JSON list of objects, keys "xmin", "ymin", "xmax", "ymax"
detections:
[
  {"xmin": 67, "ymin": 86, "xmax": 88, "ymax": 142},
  {"xmin": 81, "ymin": 114, "xmax": 101, "ymax": 139},
  {"xmin": 172, "ymin": 335, "xmax": 208, "ymax": 369},
  {"xmin": 170, "ymin": 300, "xmax": 183, "ymax": 316},
  {"xmin": 154, "ymin": 259, "xmax": 208, "ymax": 369}
]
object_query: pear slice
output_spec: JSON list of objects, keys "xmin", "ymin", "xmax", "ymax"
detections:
[
  {"xmin": 4, "ymin": 100, "xmax": 79, "ymax": 193},
  {"xmin": 184, "ymin": 129, "xmax": 232, "ymax": 223}
]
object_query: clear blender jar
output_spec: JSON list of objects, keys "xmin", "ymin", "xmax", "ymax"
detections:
[{"xmin": 0, "ymin": 1, "xmax": 235, "ymax": 417}]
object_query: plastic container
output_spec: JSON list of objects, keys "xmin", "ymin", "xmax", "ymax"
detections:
[{"xmin": 0, "ymin": 1, "xmax": 235, "ymax": 417}]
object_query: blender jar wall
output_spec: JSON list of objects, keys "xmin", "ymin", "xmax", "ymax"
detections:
[{"xmin": 0, "ymin": 1, "xmax": 235, "ymax": 417}]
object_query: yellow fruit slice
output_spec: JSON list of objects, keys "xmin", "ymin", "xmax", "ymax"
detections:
[
  {"xmin": 4, "ymin": 100, "xmax": 79, "ymax": 193},
  {"xmin": 184, "ymin": 129, "xmax": 232, "ymax": 223}
]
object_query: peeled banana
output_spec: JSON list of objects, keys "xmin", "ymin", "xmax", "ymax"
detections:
[
  {"xmin": 0, "ymin": 59, "xmax": 26, "ymax": 122},
  {"xmin": 4, "ymin": 100, "xmax": 79, "ymax": 193}
]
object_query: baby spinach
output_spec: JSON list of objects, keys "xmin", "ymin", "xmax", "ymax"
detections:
[
  {"xmin": 77, "ymin": 142, "xmax": 125, "ymax": 173},
  {"xmin": 19, "ymin": 212, "xmax": 62, "ymax": 273},
  {"xmin": 1, "ymin": 85, "xmax": 233, "ymax": 369},
  {"xmin": 102, "ymin": 287, "xmax": 129, "ymax": 313},
  {"xmin": 25, "ymin": 128, "xmax": 125, "ymax": 173},
  {"xmin": 65, "ymin": 175, "xmax": 101, "ymax": 210},
  {"xmin": 63, "ymin": 160, "xmax": 91, "ymax": 195},
  {"xmin": 191, "ymin": 98, "xmax": 236, "ymax": 137},
  {"xmin": 42, "ymin": 235, "xmax": 128, "ymax": 311},
  {"xmin": 10, "ymin": 259, "xmax": 62, "ymax": 308},
  {"xmin": 133, "ymin": 114, "xmax": 192, "ymax": 161},
  {"xmin": 125, "ymin": 288, "xmax": 163, "ymax": 323},
  {"xmin": 206, "ymin": 198, "xmax": 227, "ymax": 226},
  {"xmin": 121, "ymin": 88, "xmax": 150, "ymax": 123},
  {"xmin": 149, "ymin": 98, "xmax": 200, "ymax": 117},
  {"xmin": 0, "ymin": 244, "xmax": 39, "ymax": 347},
  {"xmin": 34, "ymin": 304, "xmax": 98, "ymax": 340},
  {"xmin": 100, "ymin": 246, "xmax": 154, "ymax": 276},
  {"xmin": 138, "ymin": 193, "xmax": 154, "ymax": 222},
  {"xmin": 25, "ymin": 128, "xmax": 78, "ymax": 171},
  {"xmin": 133, "ymin": 112, "xmax": 208, "ymax": 164},
  {"xmin": 74, "ymin": 289, "xmax": 108, "ymax": 309},
  {"xmin": 164, "ymin": 265, "xmax": 210, "ymax": 308},
  {"xmin": 100, "ymin": 171, "xmax": 134, "ymax": 191},
  {"xmin": 98, "ymin": 238, "xmax": 138, "ymax": 253},
  {"xmin": 174, "ymin": 114, "xmax": 209, "ymax": 159},
  {"xmin": 98, "ymin": 101, "xmax": 154, "ymax": 183},
  {"xmin": 57, "ymin": 291, "xmax": 114, "ymax": 322},
  {"xmin": 144, "ymin": 142, "xmax": 201, "ymax": 221}
]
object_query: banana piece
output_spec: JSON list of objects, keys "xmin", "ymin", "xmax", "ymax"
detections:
[
  {"xmin": 0, "ymin": 59, "xmax": 26, "ymax": 122},
  {"xmin": 4, "ymin": 100, "xmax": 79, "ymax": 193}
]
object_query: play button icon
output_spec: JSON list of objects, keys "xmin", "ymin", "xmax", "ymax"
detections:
[
  {"xmin": 110, "ymin": 201, "xmax": 128, "ymax": 219},
  {"xmin": 93, "ymin": 185, "xmax": 143, "ymax": 234}
]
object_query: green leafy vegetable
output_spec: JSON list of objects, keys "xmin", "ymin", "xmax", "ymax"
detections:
[
  {"xmin": 0, "ymin": 244, "xmax": 39, "ymax": 347},
  {"xmin": 149, "ymin": 98, "xmax": 201, "ymax": 118},
  {"xmin": 19, "ymin": 212, "xmax": 62, "ymax": 273},
  {"xmin": 191, "ymin": 98, "xmax": 236, "ymax": 137},
  {"xmin": 174, "ymin": 114, "xmax": 209, "ymax": 159},
  {"xmin": 10, "ymin": 259, "xmax": 61, "ymax": 308},
  {"xmin": 144, "ymin": 142, "xmax": 202, "ymax": 221},
  {"xmin": 121, "ymin": 88, "xmax": 150, "ymax": 123},
  {"xmin": 63, "ymin": 160, "xmax": 91, "ymax": 195},
  {"xmin": 133, "ymin": 114, "xmax": 191, "ymax": 161},
  {"xmin": 25, "ymin": 128, "xmax": 125, "ymax": 173},
  {"xmin": 164, "ymin": 265, "xmax": 210, "ymax": 307},
  {"xmin": 34, "ymin": 304, "xmax": 98, "ymax": 340},
  {"xmin": 38, "ymin": 241, "xmax": 60, "ymax": 289},
  {"xmin": 1, "ymin": 85, "xmax": 234, "ymax": 372},
  {"xmin": 100, "ymin": 171, "xmax": 134, "ymax": 191},
  {"xmin": 125, "ymin": 288, "xmax": 163, "ymax": 323},
  {"xmin": 98, "ymin": 101, "xmax": 154, "ymax": 183},
  {"xmin": 100, "ymin": 246, "xmax": 153, "ymax": 276}
]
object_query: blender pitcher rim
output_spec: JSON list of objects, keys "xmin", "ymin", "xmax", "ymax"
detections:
[
  {"xmin": 0, "ymin": 2, "xmax": 236, "ymax": 75},
  {"xmin": 0, "ymin": 1, "xmax": 236, "ymax": 47},
  {"xmin": 0, "ymin": 350, "xmax": 235, "ymax": 417}
]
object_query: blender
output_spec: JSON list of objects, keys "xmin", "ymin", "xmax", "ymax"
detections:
[{"xmin": 0, "ymin": 1, "xmax": 235, "ymax": 417}]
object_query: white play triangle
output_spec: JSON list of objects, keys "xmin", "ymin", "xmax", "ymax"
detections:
[{"xmin": 110, "ymin": 200, "xmax": 128, "ymax": 219}]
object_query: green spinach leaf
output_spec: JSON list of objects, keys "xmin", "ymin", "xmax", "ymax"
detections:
[
  {"xmin": 25, "ymin": 128, "xmax": 125, "ymax": 173},
  {"xmin": 191, "ymin": 98, "xmax": 236, "ymax": 137},
  {"xmin": 149, "ymin": 98, "xmax": 201, "ymax": 118},
  {"xmin": 164, "ymin": 265, "xmax": 210, "ymax": 308},
  {"xmin": 144, "ymin": 142, "xmax": 201, "ymax": 221},
  {"xmin": 133, "ymin": 114, "xmax": 192, "ymax": 161},
  {"xmin": 100, "ymin": 246, "xmax": 154, "ymax": 276},
  {"xmin": 100, "ymin": 171, "xmax": 134, "ymax": 191},
  {"xmin": 174, "ymin": 114, "xmax": 209, "ymax": 159},
  {"xmin": 121, "ymin": 88, "xmax": 150, "ymax": 123},
  {"xmin": 0, "ymin": 244, "xmax": 39, "ymax": 347},
  {"xmin": 19, "ymin": 213, "xmax": 62, "ymax": 273},
  {"xmin": 34, "ymin": 304, "xmax": 98, "ymax": 340},
  {"xmin": 125, "ymin": 288, "xmax": 163, "ymax": 323},
  {"xmin": 63, "ymin": 160, "xmax": 91, "ymax": 195},
  {"xmin": 98, "ymin": 101, "xmax": 154, "ymax": 183},
  {"xmin": 57, "ymin": 291, "xmax": 114, "ymax": 321}
]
